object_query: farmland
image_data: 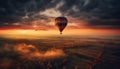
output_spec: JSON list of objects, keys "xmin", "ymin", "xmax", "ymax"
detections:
[{"xmin": 0, "ymin": 35, "xmax": 120, "ymax": 69}]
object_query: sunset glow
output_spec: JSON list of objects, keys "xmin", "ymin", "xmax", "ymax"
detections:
[
  {"xmin": 0, "ymin": 0, "xmax": 120, "ymax": 69},
  {"xmin": 0, "ymin": 28, "xmax": 120, "ymax": 39}
]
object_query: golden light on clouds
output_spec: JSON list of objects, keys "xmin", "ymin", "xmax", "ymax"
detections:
[
  {"xmin": 14, "ymin": 43, "xmax": 66, "ymax": 60},
  {"xmin": 0, "ymin": 29, "xmax": 120, "ymax": 39},
  {"xmin": 0, "ymin": 30, "xmax": 60, "ymax": 39}
]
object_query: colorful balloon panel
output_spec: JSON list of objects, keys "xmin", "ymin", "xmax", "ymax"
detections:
[{"xmin": 55, "ymin": 17, "xmax": 68, "ymax": 34}]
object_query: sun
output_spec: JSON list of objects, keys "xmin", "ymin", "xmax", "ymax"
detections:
[{"xmin": 20, "ymin": 30, "xmax": 27, "ymax": 34}]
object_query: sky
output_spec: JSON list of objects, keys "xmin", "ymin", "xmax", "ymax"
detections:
[{"xmin": 0, "ymin": 0, "xmax": 120, "ymax": 35}]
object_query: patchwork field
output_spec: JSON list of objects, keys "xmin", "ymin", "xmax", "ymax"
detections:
[{"xmin": 0, "ymin": 35, "xmax": 120, "ymax": 69}]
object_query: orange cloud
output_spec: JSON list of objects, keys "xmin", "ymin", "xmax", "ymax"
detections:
[{"xmin": 14, "ymin": 43, "xmax": 66, "ymax": 60}]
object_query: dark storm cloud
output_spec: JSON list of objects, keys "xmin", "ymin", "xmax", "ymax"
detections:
[
  {"xmin": 0, "ymin": 0, "xmax": 120, "ymax": 29},
  {"xmin": 58, "ymin": 0, "xmax": 120, "ymax": 29},
  {"xmin": 0, "ymin": 0, "xmax": 54, "ymax": 23}
]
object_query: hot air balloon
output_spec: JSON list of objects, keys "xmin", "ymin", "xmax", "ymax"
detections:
[{"xmin": 55, "ymin": 17, "xmax": 68, "ymax": 34}]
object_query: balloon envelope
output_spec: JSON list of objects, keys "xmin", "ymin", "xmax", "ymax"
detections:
[{"xmin": 55, "ymin": 17, "xmax": 68, "ymax": 34}]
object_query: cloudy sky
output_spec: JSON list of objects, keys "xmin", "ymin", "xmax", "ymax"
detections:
[{"xmin": 0, "ymin": 0, "xmax": 120, "ymax": 35}]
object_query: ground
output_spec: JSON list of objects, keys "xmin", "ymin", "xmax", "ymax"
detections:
[{"xmin": 0, "ymin": 35, "xmax": 120, "ymax": 69}]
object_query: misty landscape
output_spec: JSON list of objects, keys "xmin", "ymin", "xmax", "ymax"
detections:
[
  {"xmin": 0, "ymin": 35, "xmax": 120, "ymax": 69},
  {"xmin": 0, "ymin": 0, "xmax": 120, "ymax": 69}
]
